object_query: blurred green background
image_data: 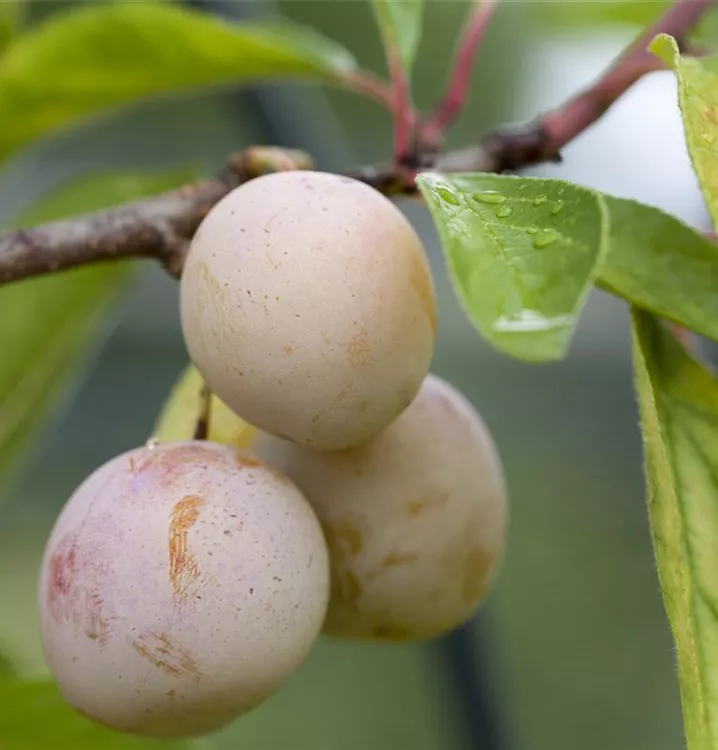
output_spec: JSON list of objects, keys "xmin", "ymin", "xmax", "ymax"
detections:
[{"xmin": 0, "ymin": 1, "xmax": 712, "ymax": 748}]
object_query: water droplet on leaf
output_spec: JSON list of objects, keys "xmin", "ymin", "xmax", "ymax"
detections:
[
  {"xmin": 473, "ymin": 190, "xmax": 506, "ymax": 205},
  {"xmin": 549, "ymin": 201, "xmax": 564, "ymax": 215},
  {"xmin": 533, "ymin": 195, "xmax": 547, "ymax": 206},
  {"xmin": 495, "ymin": 206, "xmax": 512, "ymax": 218},
  {"xmin": 525, "ymin": 226, "xmax": 539, "ymax": 235},
  {"xmin": 436, "ymin": 187, "xmax": 461, "ymax": 206},
  {"xmin": 533, "ymin": 229, "xmax": 557, "ymax": 248}
]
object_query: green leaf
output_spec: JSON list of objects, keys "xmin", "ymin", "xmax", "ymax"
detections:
[
  {"xmin": 371, "ymin": 0, "xmax": 424, "ymax": 71},
  {"xmin": 0, "ymin": 1, "xmax": 25, "ymax": 51},
  {"xmin": 631, "ymin": 308, "xmax": 718, "ymax": 750},
  {"xmin": 417, "ymin": 171, "xmax": 608, "ymax": 362},
  {"xmin": 0, "ymin": 651, "xmax": 16, "ymax": 677},
  {"xmin": 599, "ymin": 195, "xmax": 718, "ymax": 342},
  {"xmin": 0, "ymin": 1, "xmax": 358, "ymax": 164},
  {"xmin": 651, "ymin": 34, "xmax": 718, "ymax": 228},
  {"xmin": 0, "ymin": 167, "xmax": 198, "ymax": 494},
  {"xmin": 534, "ymin": 0, "xmax": 667, "ymax": 30},
  {"xmin": 0, "ymin": 679, "xmax": 201, "ymax": 749}
]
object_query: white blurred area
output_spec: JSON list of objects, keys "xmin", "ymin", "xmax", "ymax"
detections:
[{"xmin": 524, "ymin": 31, "xmax": 708, "ymax": 227}]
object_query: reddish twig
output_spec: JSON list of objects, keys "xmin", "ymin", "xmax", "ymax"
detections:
[
  {"xmin": 0, "ymin": 0, "xmax": 713, "ymax": 287},
  {"xmin": 437, "ymin": 0, "xmax": 715, "ymax": 174},
  {"xmin": 389, "ymin": 52, "xmax": 414, "ymax": 164},
  {"xmin": 421, "ymin": 0, "xmax": 499, "ymax": 148}
]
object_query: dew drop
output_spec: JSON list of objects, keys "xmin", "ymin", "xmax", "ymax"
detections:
[
  {"xmin": 436, "ymin": 187, "xmax": 461, "ymax": 206},
  {"xmin": 473, "ymin": 190, "xmax": 506, "ymax": 205},
  {"xmin": 533, "ymin": 195, "xmax": 548, "ymax": 206},
  {"xmin": 701, "ymin": 130, "xmax": 716, "ymax": 145},
  {"xmin": 533, "ymin": 229, "xmax": 558, "ymax": 248},
  {"xmin": 495, "ymin": 205, "xmax": 513, "ymax": 218},
  {"xmin": 549, "ymin": 201, "xmax": 564, "ymax": 215},
  {"xmin": 146, "ymin": 437, "xmax": 160, "ymax": 451},
  {"xmin": 525, "ymin": 226, "xmax": 539, "ymax": 235}
]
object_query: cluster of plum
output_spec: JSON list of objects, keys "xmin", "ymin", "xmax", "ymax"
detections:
[{"xmin": 38, "ymin": 171, "xmax": 508, "ymax": 739}]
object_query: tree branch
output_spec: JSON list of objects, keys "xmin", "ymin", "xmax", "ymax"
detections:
[{"xmin": 0, "ymin": 0, "xmax": 713, "ymax": 286}]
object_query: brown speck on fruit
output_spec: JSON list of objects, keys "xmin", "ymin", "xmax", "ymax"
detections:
[
  {"xmin": 284, "ymin": 345, "xmax": 293, "ymax": 356},
  {"xmin": 381, "ymin": 552, "xmax": 418, "ymax": 568},
  {"xmin": 325, "ymin": 521, "xmax": 363, "ymax": 557},
  {"xmin": 133, "ymin": 631, "xmax": 201, "ymax": 680},
  {"xmin": 169, "ymin": 496, "xmax": 204, "ymax": 599},
  {"xmin": 345, "ymin": 332, "xmax": 372, "ymax": 368},
  {"xmin": 128, "ymin": 456, "xmax": 136, "ymax": 474},
  {"xmin": 407, "ymin": 500, "xmax": 425, "ymax": 517}
]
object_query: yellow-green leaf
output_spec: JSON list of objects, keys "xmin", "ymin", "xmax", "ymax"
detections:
[
  {"xmin": 153, "ymin": 363, "xmax": 256, "ymax": 448},
  {"xmin": 632, "ymin": 308, "xmax": 718, "ymax": 750},
  {"xmin": 651, "ymin": 33, "xmax": 718, "ymax": 228},
  {"xmin": 0, "ymin": 1, "xmax": 357, "ymax": 164},
  {"xmin": 0, "ymin": 0, "xmax": 25, "ymax": 51},
  {"xmin": 0, "ymin": 167, "xmax": 198, "ymax": 494}
]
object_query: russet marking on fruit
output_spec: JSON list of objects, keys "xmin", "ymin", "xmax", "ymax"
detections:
[
  {"xmin": 47, "ymin": 532, "xmax": 78, "ymax": 624},
  {"xmin": 380, "ymin": 552, "xmax": 418, "ymax": 568},
  {"xmin": 132, "ymin": 630, "xmax": 202, "ymax": 681},
  {"xmin": 169, "ymin": 495, "xmax": 204, "ymax": 599}
]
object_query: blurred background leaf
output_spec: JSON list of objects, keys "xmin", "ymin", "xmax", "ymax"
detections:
[
  {"xmin": 0, "ymin": 0, "xmax": 361, "ymax": 165},
  {"xmin": 0, "ymin": 0, "xmax": 26, "ymax": 51},
  {"xmin": 0, "ymin": 166, "xmax": 198, "ymax": 499},
  {"xmin": 0, "ymin": 679, "xmax": 202, "ymax": 750},
  {"xmin": 371, "ymin": 0, "xmax": 424, "ymax": 71}
]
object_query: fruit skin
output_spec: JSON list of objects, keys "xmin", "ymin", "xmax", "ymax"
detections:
[
  {"xmin": 254, "ymin": 374, "xmax": 507, "ymax": 643},
  {"xmin": 180, "ymin": 170, "xmax": 437, "ymax": 451},
  {"xmin": 38, "ymin": 441, "xmax": 329, "ymax": 739}
]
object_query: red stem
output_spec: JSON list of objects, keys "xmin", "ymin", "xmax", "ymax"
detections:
[
  {"xmin": 422, "ymin": 0, "xmax": 499, "ymax": 147},
  {"xmin": 389, "ymin": 52, "xmax": 414, "ymax": 163}
]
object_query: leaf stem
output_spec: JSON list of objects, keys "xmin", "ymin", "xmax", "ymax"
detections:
[
  {"xmin": 388, "ymin": 50, "xmax": 414, "ymax": 163},
  {"xmin": 421, "ymin": 0, "xmax": 499, "ymax": 148}
]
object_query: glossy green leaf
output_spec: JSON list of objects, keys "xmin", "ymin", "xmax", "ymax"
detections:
[
  {"xmin": 599, "ymin": 195, "xmax": 718, "ymax": 341},
  {"xmin": 0, "ymin": 167, "xmax": 197, "ymax": 494},
  {"xmin": 0, "ymin": 1, "xmax": 358, "ymax": 164},
  {"xmin": 651, "ymin": 34, "xmax": 718, "ymax": 228},
  {"xmin": 0, "ymin": 679, "xmax": 202, "ymax": 749},
  {"xmin": 417, "ymin": 171, "xmax": 608, "ymax": 362},
  {"xmin": 632, "ymin": 308, "xmax": 718, "ymax": 750},
  {"xmin": 371, "ymin": 0, "xmax": 424, "ymax": 71}
]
